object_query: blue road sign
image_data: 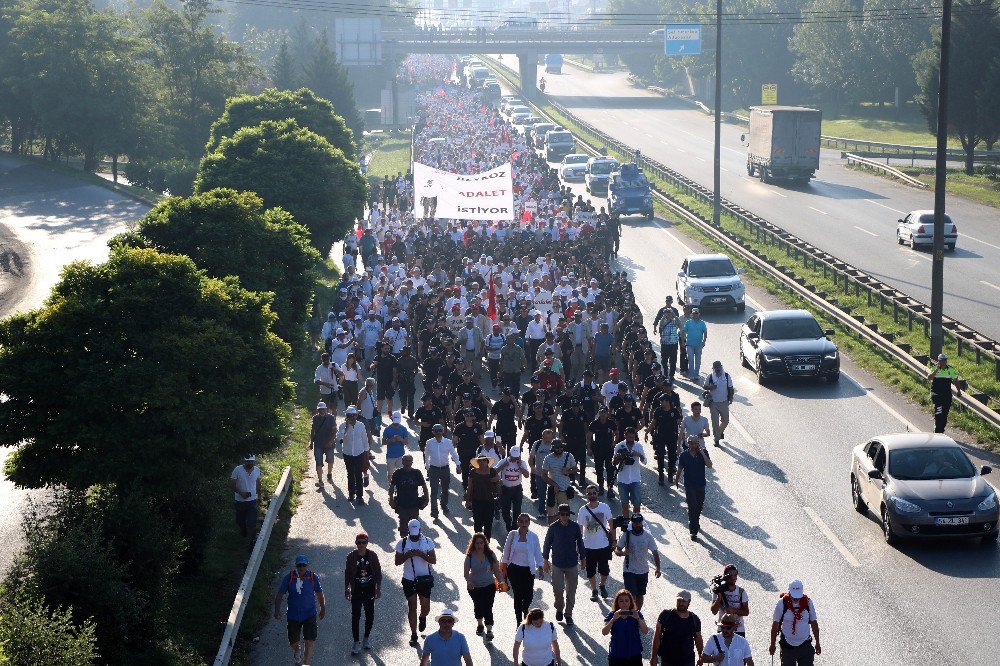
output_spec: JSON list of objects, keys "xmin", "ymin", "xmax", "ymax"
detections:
[{"xmin": 664, "ymin": 24, "xmax": 701, "ymax": 56}]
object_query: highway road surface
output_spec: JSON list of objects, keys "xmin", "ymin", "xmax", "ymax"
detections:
[
  {"xmin": 252, "ymin": 200, "xmax": 1000, "ymax": 665},
  {"xmin": 540, "ymin": 65, "xmax": 1000, "ymax": 341},
  {"xmin": 0, "ymin": 154, "xmax": 148, "ymax": 571}
]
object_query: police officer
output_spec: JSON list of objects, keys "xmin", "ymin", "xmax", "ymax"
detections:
[
  {"xmin": 648, "ymin": 388, "xmax": 682, "ymax": 486},
  {"xmin": 927, "ymin": 353, "xmax": 961, "ymax": 433}
]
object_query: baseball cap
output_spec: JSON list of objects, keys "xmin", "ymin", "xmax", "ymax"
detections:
[
  {"xmin": 788, "ymin": 580, "xmax": 804, "ymax": 599},
  {"xmin": 432, "ymin": 423, "xmax": 444, "ymax": 431},
  {"xmin": 610, "ymin": 368, "xmax": 619, "ymax": 376},
  {"xmin": 244, "ymin": 453, "xmax": 256, "ymax": 462},
  {"xmin": 316, "ymin": 401, "xmax": 327, "ymax": 410},
  {"xmin": 938, "ymin": 353, "xmax": 948, "ymax": 361},
  {"xmin": 408, "ymin": 519, "xmax": 422, "ymax": 535},
  {"xmin": 391, "ymin": 410, "xmax": 402, "ymax": 423},
  {"xmin": 509, "ymin": 445, "xmax": 521, "ymax": 457},
  {"xmin": 295, "ymin": 554, "xmax": 309, "ymax": 565},
  {"xmin": 346, "ymin": 406, "xmax": 358, "ymax": 415},
  {"xmin": 630, "ymin": 513, "xmax": 644, "ymax": 522},
  {"xmin": 484, "ymin": 430, "xmax": 495, "ymax": 438},
  {"xmin": 676, "ymin": 590, "xmax": 692, "ymax": 601},
  {"xmin": 356, "ymin": 532, "xmax": 369, "ymax": 542}
]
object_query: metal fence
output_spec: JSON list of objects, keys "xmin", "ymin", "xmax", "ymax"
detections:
[{"xmin": 842, "ymin": 152, "xmax": 927, "ymax": 188}]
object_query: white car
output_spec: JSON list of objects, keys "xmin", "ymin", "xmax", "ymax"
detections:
[
  {"xmin": 510, "ymin": 112, "xmax": 532, "ymax": 126},
  {"xmin": 560, "ymin": 154, "xmax": 590, "ymax": 181},
  {"xmin": 675, "ymin": 253, "xmax": 746, "ymax": 311},
  {"xmin": 896, "ymin": 210, "xmax": 958, "ymax": 251},
  {"xmin": 505, "ymin": 105, "xmax": 531, "ymax": 118}
]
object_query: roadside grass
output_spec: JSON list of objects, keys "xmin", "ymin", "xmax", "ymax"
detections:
[
  {"xmin": 1, "ymin": 150, "xmax": 163, "ymax": 207},
  {"xmin": 821, "ymin": 116, "xmax": 950, "ymax": 147},
  {"xmin": 167, "ymin": 261, "xmax": 340, "ymax": 665},
  {"xmin": 365, "ymin": 133, "xmax": 412, "ymax": 180},
  {"xmin": 898, "ymin": 167, "xmax": 1000, "ymax": 209},
  {"xmin": 483, "ymin": 57, "xmax": 1000, "ymax": 449}
]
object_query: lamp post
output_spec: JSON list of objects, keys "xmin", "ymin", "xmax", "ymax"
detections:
[
  {"xmin": 712, "ymin": 0, "xmax": 722, "ymax": 226},
  {"xmin": 929, "ymin": 0, "xmax": 952, "ymax": 358}
]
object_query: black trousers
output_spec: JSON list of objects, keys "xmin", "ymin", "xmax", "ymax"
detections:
[
  {"xmin": 507, "ymin": 564, "xmax": 535, "ymax": 624},
  {"xmin": 500, "ymin": 485, "xmax": 523, "ymax": 532},
  {"xmin": 593, "ymin": 443, "xmax": 615, "ymax": 488},
  {"xmin": 468, "ymin": 584, "xmax": 497, "ymax": 625},
  {"xmin": 458, "ymin": 448, "xmax": 476, "ymax": 489},
  {"xmin": 933, "ymin": 399, "xmax": 951, "ymax": 433},
  {"xmin": 472, "ymin": 499, "xmax": 496, "ymax": 541},
  {"xmin": 662, "ymin": 343, "xmax": 678, "ymax": 378},
  {"xmin": 503, "ymin": 371, "xmax": 522, "ymax": 394},
  {"xmin": 351, "ymin": 591, "xmax": 375, "ymax": 641},
  {"xmin": 653, "ymin": 431, "xmax": 678, "ymax": 480},
  {"xmin": 399, "ymin": 379, "xmax": 416, "ymax": 416},
  {"xmin": 345, "ymin": 454, "xmax": 364, "ymax": 499}
]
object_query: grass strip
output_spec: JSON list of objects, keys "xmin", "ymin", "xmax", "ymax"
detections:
[
  {"xmin": 847, "ymin": 164, "xmax": 1000, "ymax": 209},
  {"xmin": 365, "ymin": 133, "xmax": 413, "ymax": 180}
]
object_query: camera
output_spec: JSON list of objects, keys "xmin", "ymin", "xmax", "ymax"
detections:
[
  {"xmin": 613, "ymin": 515, "xmax": 628, "ymax": 529},
  {"xmin": 710, "ymin": 574, "xmax": 727, "ymax": 596}
]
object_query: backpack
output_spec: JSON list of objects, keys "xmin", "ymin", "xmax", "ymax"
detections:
[{"xmin": 776, "ymin": 593, "xmax": 812, "ymax": 639}]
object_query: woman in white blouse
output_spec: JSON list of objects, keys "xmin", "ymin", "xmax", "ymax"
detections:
[
  {"xmin": 513, "ymin": 607, "xmax": 561, "ymax": 666},
  {"xmin": 501, "ymin": 513, "xmax": 544, "ymax": 624},
  {"xmin": 341, "ymin": 353, "xmax": 362, "ymax": 407}
]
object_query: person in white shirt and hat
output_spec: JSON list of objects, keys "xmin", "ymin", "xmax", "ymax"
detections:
[
  {"xmin": 337, "ymin": 406, "xmax": 374, "ymax": 505},
  {"xmin": 229, "ymin": 453, "xmax": 261, "ymax": 543}
]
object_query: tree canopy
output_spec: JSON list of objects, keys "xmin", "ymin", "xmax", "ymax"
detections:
[
  {"xmin": 205, "ymin": 87, "xmax": 357, "ymax": 160},
  {"xmin": 0, "ymin": 247, "xmax": 293, "ymax": 495},
  {"xmin": 195, "ymin": 119, "xmax": 366, "ymax": 256},
  {"xmin": 112, "ymin": 188, "xmax": 321, "ymax": 344}
]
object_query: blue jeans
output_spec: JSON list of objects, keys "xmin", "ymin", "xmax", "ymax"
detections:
[{"xmin": 687, "ymin": 345, "xmax": 703, "ymax": 378}]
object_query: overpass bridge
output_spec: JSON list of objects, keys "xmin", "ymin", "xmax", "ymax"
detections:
[{"xmin": 381, "ymin": 27, "xmax": 660, "ymax": 94}]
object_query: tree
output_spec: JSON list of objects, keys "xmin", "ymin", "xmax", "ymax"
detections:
[
  {"xmin": 195, "ymin": 119, "xmax": 366, "ymax": 255},
  {"xmin": 0, "ymin": 247, "xmax": 293, "ymax": 495},
  {"xmin": 915, "ymin": 0, "xmax": 1000, "ymax": 173},
  {"xmin": 304, "ymin": 30, "xmax": 364, "ymax": 143},
  {"xmin": 112, "ymin": 188, "xmax": 321, "ymax": 344},
  {"xmin": 271, "ymin": 35, "xmax": 298, "ymax": 90},
  {"xmin": 0, "ymin": 585, "xmax": 98, "ymax": 666},
  {"xmin": 205, "ymin": 87, "xmax": 357, "ymax": 160}
]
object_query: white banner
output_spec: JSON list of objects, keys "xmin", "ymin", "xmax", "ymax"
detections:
[{"xmin": 413, "ymin": 162, "xmax": 515, "ymax": 221}]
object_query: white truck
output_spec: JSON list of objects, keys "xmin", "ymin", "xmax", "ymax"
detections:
[{"xmin": 744, "ymin": 106, "xmax": 822, "ymax": 184}]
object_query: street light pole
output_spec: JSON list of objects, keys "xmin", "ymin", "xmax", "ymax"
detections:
[
  {"xmin": 930, "ymin": 0, "xmax": 952, "ymax": 358},
  {"xmin": 713, "ymin": 0, "xmax": 722, "ymax": 226}
]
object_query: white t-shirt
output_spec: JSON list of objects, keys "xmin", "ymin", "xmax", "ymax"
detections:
[
  {"xmin": 514, "ymin": 622, "xmax": 557, "ymax": 666},
  {"xmin": 230, "ymin": 465, "xmax": 260, "ymax": 502},
  {"xmin": 772, "ymin": 597, "xmax": 817, "ymax": 646},
  {"xmin": 578, "ymin": 502, "xmax": 614, "ymax": 549},
  {"xmin": 495, "ymin": 457, "xmax": 530, "ymax": 488},
  {"xmin": 613, "ymin": 441, "xmax": 647, "ymax": 485},
  {"xmin": 702, "ymin": 632, "xmax": 753, "ymax": 665},
  {"xmin": 715, "ymin": 587, "xmax": 749, "ymax": 633},
  {"xmin": 396, "ymin": 535, "xmax": 436, "ymax": 580},
  {"xmin": 601, "ymin": 380, "xmax": 623, "ymax": 404}
]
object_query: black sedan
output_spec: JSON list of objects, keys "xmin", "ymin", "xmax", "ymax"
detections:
[{"xmin": 739, "ymin": 309, "xmax": 840, "ymax": 384}]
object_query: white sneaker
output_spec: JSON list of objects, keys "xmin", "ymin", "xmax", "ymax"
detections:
[{"xmin": 351, "ymin": 640, "xmax": 362, "ymax": 655}]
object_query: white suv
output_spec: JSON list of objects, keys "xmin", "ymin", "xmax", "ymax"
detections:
[{"xmin": 676, "ymin": 253, "xmax": 746, "ymax": 311}]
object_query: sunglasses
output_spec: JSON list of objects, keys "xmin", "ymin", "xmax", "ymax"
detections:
[{"xmin": 439, "ymin": 618, "xmax": 455, "ymax": 624}]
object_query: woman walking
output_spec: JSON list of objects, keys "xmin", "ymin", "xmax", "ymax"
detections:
[
  {"xmin": 358, "ymin": 377, "xmax": 379, "ymax": 435},
  {"xmin": 344, "ymin": 532, "xmax": 382, "ymax": 655},
  {"xmin": 463, "ymin": 532, "xmax": 503, "ymax": 641},
  {"xmin": 465, "ymin": 454, "xmax": 501, "ymax": 541},
  {"xmin": 513, "ymin": 607, "xmax": 561, "ymax": 666},
  {"xmin": 602, "ymin": 589, "xmax": 649, "ymax": 666},
  {"xmin": 501, "ymin": 513, "xmax": 544, "ymax": 624},
  {"xmin": 341, "ymin": 353, "xmax": 362, "ymax": 407}
]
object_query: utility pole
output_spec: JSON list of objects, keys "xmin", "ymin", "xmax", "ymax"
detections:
[
  {"xmin": 712, "ymin": 0, "xmax": 722, "ymax": 226},
  {"xmin": 930, "ymin": 0, "xmax": 952, "ymax": 358}
]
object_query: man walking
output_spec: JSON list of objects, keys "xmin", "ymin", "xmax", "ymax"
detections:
[
  {"xmin": 337, "ymin": 406, "xmax": 373, "ymax": 504},
  {"xmin": 388, "ymin": 454, "xmax": 429, "ymax": 536},
  {"xmin": 674, "ymin": 436, "xmax": 713, "ymax": 540},
  {"xmin": 418, "ymin": 609, "xmax": 472, "ymax": 666},
  {"xmin": 274, "ymin": 554, "xmax": 326, "ymax": 666},
  {"xmin": 500, "ymin": 332, "xmax": 528, "ymax": 394},
  {"xmin": 769, "ymin": 581, "xmax": 820, "ymax": 666},
  {"xmin": 702, "ymin": 614, "xmax": 754, "ymax": 665},
  {"xmin": 542, "ymin": 504, "xmax": 586, "ymax": 626},
  {"xmin": 703, "ymin": 361, "xmax": 734, "ymax": 447},
  {"xmin": 651, "ymin": 590, "xmax": 704, "ymax": 666},
  {"xmin": 423, "ymin": 424, "xmax": 460, "ymax": 518},
  {"xmin": 614, "ymin": 514, "xmax": 661, "ymax": 611},
  {"xmin": 310, "ymin": 402, "xmax": 337, "ymax": 491},
  {"xmin": 457, "ymin": 317, "xmax": 484, "ymax": 381},
  {"xmin": 927, "ymin": 353, "xmax": 961, "ymax": 433},
  {"xmin": 648, "ymin": 389, "xmax": 682, "ymax": 486},
  {"xmin": 710, "ymin": 564, "xmax": 750, "ymax": 636},
  {"xmin": 314, "ymin": 353, "xmax": 341, "ymax": 411},
  {"xmin": 494, "ymin": 445, "xmax": 530, "ymax": 533},
  {"xmin": 229, "ymin": 453, "xmax": 261, "ymax": 543},
  {"xmin": 612, "ymin": 427, "xmax": 647, "ymax": 523},
  {"xmin": 396, "ymin": 519, "xmax": 437, "ymax": 648},
  {"xmin": 542, "ymin": 439, "xmax": 577, "ymax": 524},
  {"xmin": 657, "ymin": 308, "xmax": 681, "ymax": 380},
  {"xmin": 579, "ymin": 484, "xmax": 615, "ymax": 601},
  {"xmin": 683, "ymin": 308, "xmax": 708, "ymax": 379}
]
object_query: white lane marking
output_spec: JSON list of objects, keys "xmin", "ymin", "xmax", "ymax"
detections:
[
  {"xmin": 729, "ymin": 417, "xmax": 758, "ymax": 447},
  {"xmin": 963, "ymin": 234, "xmax": 1000, "ymax": 252},
  {"xmin": 721, "ymin": 167, "xmax": 730, "ymax": 173},
  {"xmin": 803, "ymin": 506, "xmax": 862, "ymax": 568},
  {"xmin": 676, "ymin": 147, "xmax": 687, "ymax": 153},
  {"xmin": 772, "ymin": 190, "xmax": 788, "ymax": 198},
  {"xmin": 659, "ymin": 139, "xmax": 670, "ymax": 145},
  {"xmin": 981, "ymin": 280, "xmax": 1000, "ymax": 292},
  {"xmin": 808, "ymin": 206, "xmax": 829, "ymax": 215},
  {"xmin": 645, "ymin": 133, "xmax": 655, "ymax": 139},
  {"xmin": 843, "ymin": 373, "xmax": 919, "ymax": 431},
  {"xmin": 854, "ymin": 226, "xmax": 878, "ymax": 237},
  {"xmin": 695, "ymin": 156, "xmax": 706, "ymax": 162},
  {"xmin": 864, "ymin": 199, "xmax": 905, "ymax": 214}
]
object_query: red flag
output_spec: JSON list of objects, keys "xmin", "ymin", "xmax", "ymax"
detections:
[
  {"xmin": 487, "ymin": 271, "xmax": 498, "ymax": 320},
  {"xmin": 356, "ymin": 223, "xmax": 363, "ymax": 239}
]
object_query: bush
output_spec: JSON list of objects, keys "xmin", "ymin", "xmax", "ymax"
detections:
[{"xmin": 0, "ymin": 587, "xmax": 98, "ymax": 666}]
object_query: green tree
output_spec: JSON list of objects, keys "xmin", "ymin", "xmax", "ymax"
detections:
[
  {"xmin": 304, "ymin": 30, "xmax": 364, "ymax": 143},
  {"xmin": 271, "ymin": 35, "xmax": 298, "ymax": 90},
  {"xmin": 195, "ymin": 119, "xmax": 366, "ymax": 255},
  {"xmin": 0, "ymin": 247, "xmax": 293, "ymax": 494},
  {"xmin": 112, "ymin": 188, "xmax": 321, "ymax": 344},
  {"xmin": 0, "ymin": 585, "xmax": 98, "ymax": 666},
  {"xmin": 915, "ymin": 0, "xmax": 1000, "ymax": 173},
  {"xmin": 205, "ymin": 87, "xmax": 356, "ymax": 160}
]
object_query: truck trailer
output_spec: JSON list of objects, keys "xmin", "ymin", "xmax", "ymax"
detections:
[{"xmin": 745, "ymin": 106, "xmax": 822, "ymax": 184}]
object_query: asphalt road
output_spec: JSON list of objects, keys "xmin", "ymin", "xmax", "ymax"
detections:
[
  {"xmin": 539, "ymin": 65, "xmax": 1000, "ymax": 341},
  {"xmin": 0, "ymin": 154, "xmax": 147, "ymax": 571},
  {"xmin": 252, "ymin": 185, "xmax": 1000, "ymax": 664}
]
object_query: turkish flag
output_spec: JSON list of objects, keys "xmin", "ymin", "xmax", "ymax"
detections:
[{"xmin": 487, "ymin": 271, "xmax": 498, "ymax": 320}]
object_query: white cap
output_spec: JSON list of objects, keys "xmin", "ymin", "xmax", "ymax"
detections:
[
  {"xmin": 316, "ymin": 401, "xmax": 327, "ymax": 410},
  {"xmin": 391, "ymin": 410, "xmax": 402, "ymax": 423},
  {"xmin": 407, "ymin": 518, "xmax": 421, "ymax": 535},
  {"xmin": 509, "ymin": 446, "xmax": 521, "ymax": 457},
  {"xmin": 484, "ymin": 430, "xmax": 495, "ymax": 438},
  {"xmin": 788, "ymin": 580, "xmax": 804, "ymax": 599},
  {"xmin": 244, "ymin": 453, "xmax": 256, "ymax": 462},
  {"xmin": 346, "ymin": 406, "xmax": 358, "ymax": 415}
]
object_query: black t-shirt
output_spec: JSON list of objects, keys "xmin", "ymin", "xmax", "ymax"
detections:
[
  {"xmin": 560, "ymin": 409, "xmax": 588, "ymax": 444},
  {"xmin": 491, "ymin": 400, "xmax": 518, "ymax": 430},
  {"xmin": 575, "ymin": 383, "xmax": 600, "ymax": 420},
  {"xmin": 415, "ymin": 406, "xmax": 444, "ymax": 435},
  {"xmin": 453, "ymin": 422, "xmax": 484, "ymax": 452},
  {"xmin": 520, "ymin": 389, "xmax": 540, "ymax": 411},
  {"xmin": 373, "ymin": 353, "xmax": 397, "ymax": 383},
  {"xmin": 656, "ymin": 609, "xmax": 702, "ymax": 660},
  {"xmin": 651, "ymin": 406, "xmax": 680, "ymax": 438},
  {"xmin": 391, "ymin": 467, "xmax": 425, "ymax": 508},
  {"xmin": 589, "ymin": 417, "xmax": 618, "ymax": 447},
  {"xmin": 615, "ymin": 406, "xmax": 642, "ymax": 432},
  {"xmin": 523, "ymin": 414, "xmax": 550, "ymax": 444},
  {"xmin": 352, "ymin": 552, "xmax": 377, "ymax": 590},
  {"xmin": 555, "ymin": 393, "xmax": 575, "ymax": 414}
]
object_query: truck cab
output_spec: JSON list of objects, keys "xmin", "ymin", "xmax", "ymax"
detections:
[
  {"xmin": 544, "ymin": 54, "xmax": 564, "ymax": 74},
  {"xmin": 608, "ymin": 162, "xmax": 653, "ymax": 219},
  {"xmin": 544, "ymin": 129, "xmax": 575, "ymax": 162},
  {"xmin": 585, "ymin": 157, "xmax": 619, "ymax": 196}
]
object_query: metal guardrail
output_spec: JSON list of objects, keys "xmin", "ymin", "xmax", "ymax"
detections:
[
  {"xmin": 842, "ymin": 152, "xmax": 928, "ymax": 188},
  {"xmin": 213, "ymin": 466, "xmax": 293, "ymax": 666},
  {"xmin": 483, "ymin": 55, "xmax": 1000, "ymax": 430}
]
